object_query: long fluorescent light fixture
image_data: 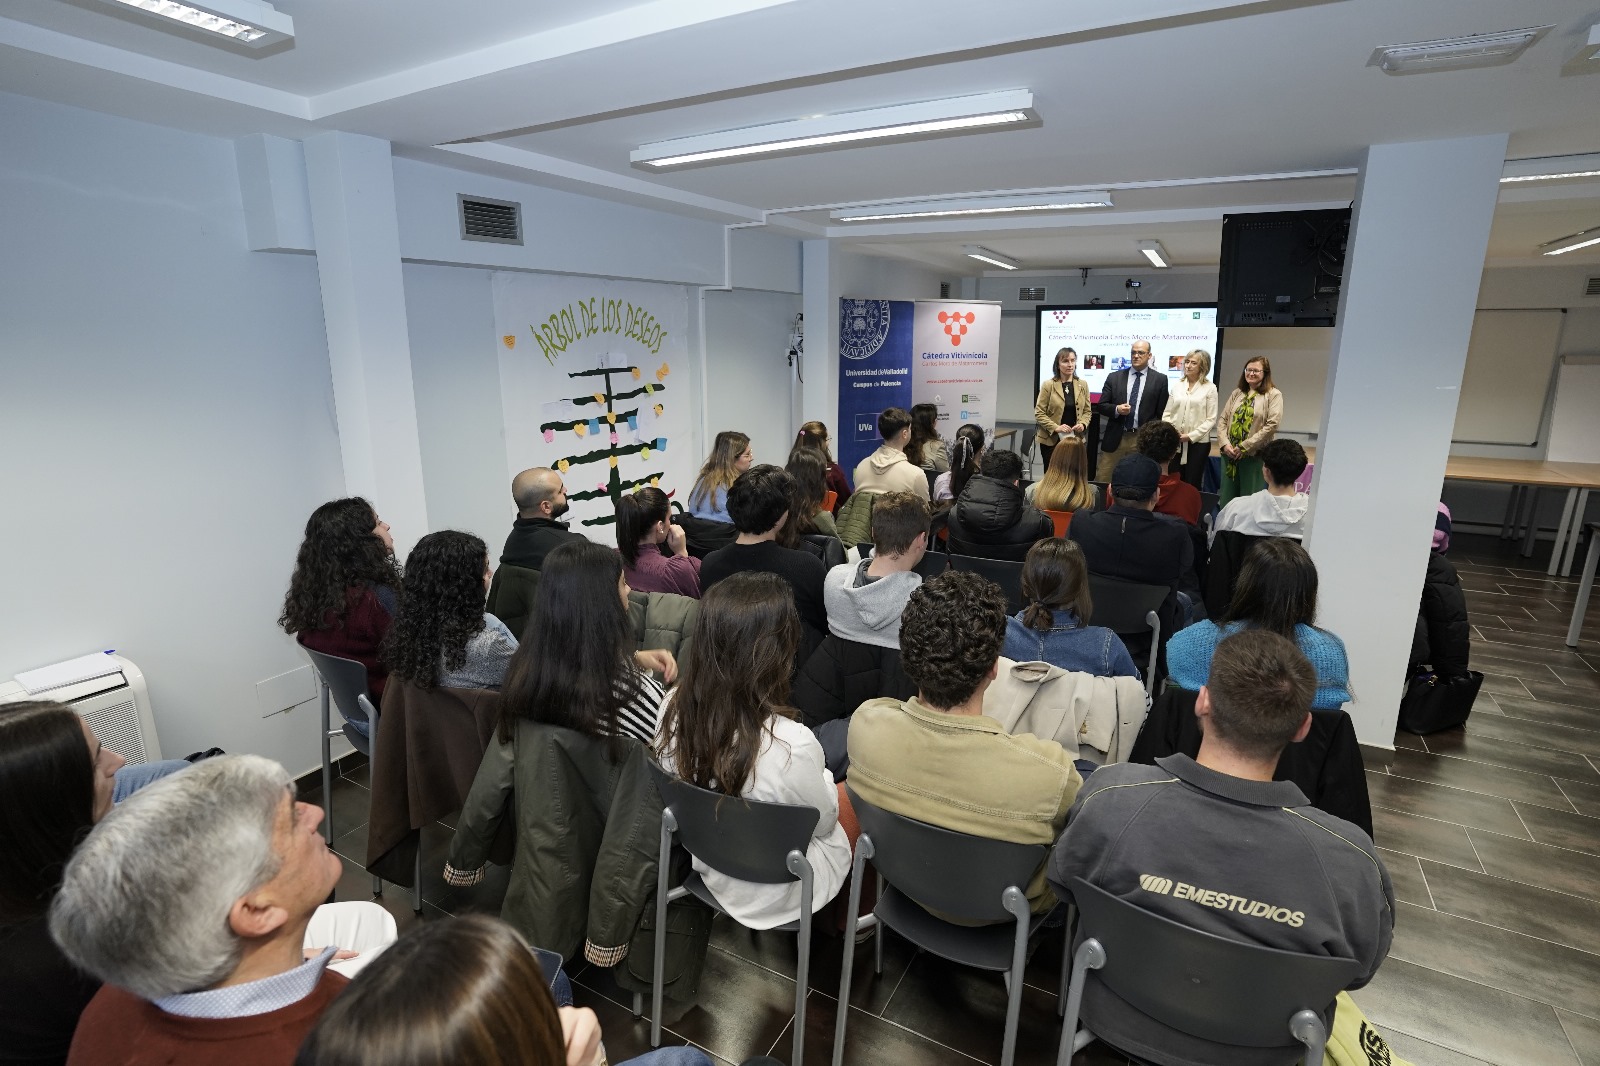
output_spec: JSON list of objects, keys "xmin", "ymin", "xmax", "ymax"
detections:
[
  {"xmin": 1370, "ymin": 25, "xmax": 1550, "ymax": 74},
  {"xmin": 1501, "ymin": 153, "xmax": 1600, "ymax": 184},
  {"xmin": 632, "ymin": 91, "xmax": 1036, "ymax": 169},
  {"xmin": 832, "ymin": 191, "xmax": 1112, "ymax": 223},
  {"xmin": 101, "ymin": 0, "xmax": 293, "ymax": 46},
  {"xmin": 963, "ymin": 246, "xmax": 1018, "ymax": 271},
  {"xmin": 1137, "ymin": 240, "xmax": 1170, "ymax": 268},
  {"xmin": 1540, "ymin": 226, "xmax": 1600, "ymax": 256}
]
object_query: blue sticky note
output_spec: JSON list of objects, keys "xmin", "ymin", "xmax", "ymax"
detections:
[
  {"xmin": 588, "ymin": 418, "xmax": 601, "ymax": 434},
  {"xmin": 655, "ymin": 437, "xmax": 668, "ymax": 452},
  {"xmin": 627, "ymin": 414, "xmax": 638, "ymax": 430}
]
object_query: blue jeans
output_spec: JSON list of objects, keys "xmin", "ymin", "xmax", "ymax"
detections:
[
  {"xmin": 112, "ymin": 759, "xmax": 191, "ymax": 804},
  {"xmin": 618, "ymin": 1051, "xmax": 714, "ymax": 1065}
]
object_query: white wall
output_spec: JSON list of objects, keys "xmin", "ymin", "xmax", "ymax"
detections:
[
  {"xmin": 0, "ymin": 91, "xmax": 345, "ymax": 774},
  {"xmin": 702, "ymin": 289, "xmax": 803, "ymax": 468}
]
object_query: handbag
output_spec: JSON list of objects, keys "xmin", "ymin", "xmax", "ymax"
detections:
[{"xmin": 1397, "ymin": 670, "xmax": 1483, "ymax": 735}]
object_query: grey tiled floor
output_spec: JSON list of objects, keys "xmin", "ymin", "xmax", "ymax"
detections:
[{"xmin": 304, "ymin": 531, "xmax": 1600, "ymax": 1066}]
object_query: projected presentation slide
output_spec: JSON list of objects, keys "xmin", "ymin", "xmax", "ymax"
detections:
[{"xmin": 1036, "ymin": 305, "xmax": 1219, "ymax": 400}]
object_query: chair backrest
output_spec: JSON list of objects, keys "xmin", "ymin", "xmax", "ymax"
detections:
[
  {"xmin": 822, "ymin": 489, "xmax": 838, "ymax": 513},
  {"xmin": 648, "ymin": 762, "xmax": 819, "ymax": 884},
  {"xmin": 948, "ymin": 554, "xmax": 1026, "ymax": 614},
  {"xmin": 1199, "ymin": 490, "xmax": 1219, "ymax": 520},
  {"xmin": 1085, "ymin": 574, "xmax": 1169, "ymax": 635},
  {"xmin": 303, "ymin": 647, "xmax": 375, "ymax": 732},
  {"xmin": 1070, "ymin": 877, "xmax": 1363, "ymax": 1048},
  {"xmin": 486, "ymin": 563, "xmax": 541, "ymax": 642},
  {"xmin": 847, "ymin": 789, "xmax": 1046, "ymax": 923},
  {"xmin": 1043, "ymin": 509, "xmax": 1073, "ymax": 539},
  {"xmin": 925, "ymin": 467, "xmax": 941, "ymax": 495},
  {"xmin": 913, "ymin": 550, "xmax": 949, "ymax": 580},
  {"xmin": 801, "ymin": 533, "xmax": 847, "ymax": 570}
]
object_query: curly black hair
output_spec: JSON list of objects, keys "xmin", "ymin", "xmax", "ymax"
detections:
[
  {"xmin": 279, "ymin": 498, "xmax": 400, "ymax": 635},
  {"xmin": 383, "ymin": 531, "xmax": 489, "ymax": 688},
  {"xmin": 899, "ymin": 570, "xmax": 1008, "ymax": 710}
]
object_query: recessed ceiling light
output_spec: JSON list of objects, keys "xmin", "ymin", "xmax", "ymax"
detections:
[
  {"xmin": 963, "ymin": 246, "xmax": 1019, "ymax": 270},
  {"xmin": 832, "ymin": 192, "xmax": 1112, "ymax": 223},
  {"xmin": 1369, "ymin": 25, "xmax": 1550, "ymax": 74},
  {"xmin": 632, "ymin": 91, "xmax": 1037, "ymax": 169},
  {"xmin": 1541, "ymin": 226, "xmax": 1600, "ymax": 256},
  {"xmin": 97, "ymin": 0, "xmax": 293, "ymax": 47},
  {"xmin": 1137, "ymin": 240, "xmax": 1170, "ymax": 269}
]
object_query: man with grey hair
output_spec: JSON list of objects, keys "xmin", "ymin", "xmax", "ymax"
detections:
[
  {"xmin": 502, "ymin": 465, "xmax": 585, "ymax": 570},
  {"xmin": 52, "ymin": 755, "xmax": 395, "ymax": 1066}
]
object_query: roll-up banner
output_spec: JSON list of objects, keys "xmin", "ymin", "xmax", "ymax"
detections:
[{"xmin": 837, "ymin": 298, "xmax": 1002, "ymax": 476}]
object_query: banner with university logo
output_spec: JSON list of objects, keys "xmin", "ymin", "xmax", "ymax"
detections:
[
  {"xmin": 494, "ymin": 272, "xmax": 691, "ymax": 540},
  {"xmin": 837, "ymin": 299, "xmax": 915, "ymax": 476},
  {"xmin": 910, "ymin": 300, "xmax": 1002, "ymax": 442}
]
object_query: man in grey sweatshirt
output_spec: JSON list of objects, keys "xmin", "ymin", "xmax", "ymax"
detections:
[
  {"xmin": 822, "ymin": 492, "xmax": 930, "ymax": 648},
  {"xmin": 1049, "ymin": 629, "xmax": 1393, "ymax": 1066}
]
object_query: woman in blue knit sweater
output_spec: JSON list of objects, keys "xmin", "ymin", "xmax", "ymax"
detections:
[{"xmin": 1166, "ymin": 537, "xmax": 1351, "ymax": 708}]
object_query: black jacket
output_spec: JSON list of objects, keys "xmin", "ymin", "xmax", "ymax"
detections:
[
  {"xmin": 1069, "ymin": 504, "xmax": 1192, "ymax": 590},
  {"xmin": 792, "ymin": 634, "xmax": 916, "ymax": 728},
  {"xmin": 1093, "ymin": 365, "xmax": 1170, "ymax": 453},
  {"xmin": 1411, "ymin": 552, "xmax": 1471, "ymax": 678},
  {"xmin": 501, "ymin": 516, "xmax": 585, "ymax": 570},
  {"xmin": 946, "ymin": 476, "xmax": 1053, "ymax": 561}
]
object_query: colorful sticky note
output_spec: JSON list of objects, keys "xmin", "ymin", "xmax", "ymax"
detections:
[
  {"xmin": 596, "ymin": 483, "xmax": 606, "ymax": 492},
  {"xmin": 557, "ymin": 459, "xmax": 569, "ymax": 473},
  {"xmin": 609, "ymin": 432, "xmax": 619, "ymax": 444},
  {"xmin": 644, "ymin": 384, "xmax": 655, "ymax": 395},
  {"xmin": 650, "ymin": 477, "xmax": 660, "ymax": 486},
  {"xmin": 592, "ymin": 392, "xmax": 604, "ymax": 404},
  {"xmin": 542, "ymin": 429, "xmax": 555, "ymax": 443},
  {"xmin": 655, "ymin": 437, "xmax": 668, "ymax": 451},
  {"xmin": 641, "ymin": 447, "xmax": 651, "ymax": 459},
  {"xmin": 502, "ymin": 335, "xmax": 516, "ymax": 349},
  {"xmin": 631, "ymin": 367, "xmax": 642, "ymax": 379},
  {"xmin": 627, "ymin": 414, "xmax": 639, "ymax": 429},
  {"xmin": 574, "ymin": 423, "xmax": 587, "ymax": 437},
  {"xmin": 605, "ymin": 413, "xmax": 616, "ymax": 425},
  {"xmin": 588, "ymin": 419, "xmax": 601, "ymax": 434},
  {"xmin": 609, "ymin": 456, "xmax": 618, "ymax": 468},
  {"xmin": 656, "ymin": 363, "xmax": 670, "ymax": 380}
]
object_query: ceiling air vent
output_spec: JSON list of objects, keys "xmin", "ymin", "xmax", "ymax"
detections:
[
  {"xmin": 1019, "ymin": 286, "xmax": 1047, "ymax": 302},
  {"xmin": 459, "ymin": 195, "xmax": 522, "ymax": 245},
  {"xmin": 1586, "ymin": 276, "xmax": 1600, "ymax": 297}
]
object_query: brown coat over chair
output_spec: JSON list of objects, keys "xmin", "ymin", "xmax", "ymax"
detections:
[{"xmin": 366, "ymin": 681, "xmax": 508, "ymax": 887}]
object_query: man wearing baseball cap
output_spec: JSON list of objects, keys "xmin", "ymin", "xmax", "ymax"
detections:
[{"xmin": 1069, "ymin": 454, "xmax": 1193, "ymax": 594}]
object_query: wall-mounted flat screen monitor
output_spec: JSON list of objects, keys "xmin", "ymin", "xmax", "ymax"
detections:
[{"xmin": 1035, "ymin": 304, "xmax": 1220, "ymax": 400}]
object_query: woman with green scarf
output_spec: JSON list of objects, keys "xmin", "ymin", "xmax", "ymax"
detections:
[{"xmin": 1217, "ymin": 356, "xmax": 1284, "ymax": 506}]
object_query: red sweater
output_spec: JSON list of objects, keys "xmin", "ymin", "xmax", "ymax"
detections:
[
  {"xmin": 297, "ymin": 585, "xmax": 393, "ymax": 701},
  {"xmin": 66, "ymin": 971, "xmax": 347, "ymax": 1066},
  {"xmin": 1103, "ymin": 474, "xmax": 1202, "ymax": 526}
]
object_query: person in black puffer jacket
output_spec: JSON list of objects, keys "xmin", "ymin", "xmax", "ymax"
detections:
[
  {"xmin": 946, "ymin": 449, "xmax": 1053, "ymax": 561},
  {"xmin": 1410, "ymin": 505, "xmax": 1470, "ymax": 678}
]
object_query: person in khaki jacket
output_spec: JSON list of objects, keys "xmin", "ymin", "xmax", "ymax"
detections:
[
  {"xmin": 846, "ymin": 570, "xmax": 1082, "ymax": 915},
  {"xmin": 851, "ymin": 407, "xmax": 930, "ymax": 501},
  {"xmin": 1034, "ymin": 346, "xmax": 1092, "ymax": 471},
  {"xmin": 1216, "ymin": 356, "xmax": 1284, "ymax": 507}
]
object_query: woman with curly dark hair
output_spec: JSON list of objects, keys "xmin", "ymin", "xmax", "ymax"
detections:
[
  {"xmin": 280, "ymin": 498, "xmax": 401, "ymax": 713},
  {"xmin": 384, "ymin": 532, "xmax": 517, "ymax": 690}
]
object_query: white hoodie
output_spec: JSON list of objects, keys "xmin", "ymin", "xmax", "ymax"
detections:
[
  {"xmin": 851, "ymin": 445, "xmax": 930, "ymax": 500},
  {"xmin": 1212, "ymin": 489, "xmax": 1310, "ymax": 538}
]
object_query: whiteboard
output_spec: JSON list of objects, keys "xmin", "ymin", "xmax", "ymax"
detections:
[
  {"xmin": 1214, "ymin": 310, "xmax": 1565, "ymax": 446},
  {"xmin": 1547, "ymin": 356, "xmax": 1600, "ymax": 463}
]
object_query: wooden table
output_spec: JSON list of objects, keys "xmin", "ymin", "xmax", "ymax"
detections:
[{"xmin": 1443, "ymin": 458, "xmax": 1600, "ymax": 577}]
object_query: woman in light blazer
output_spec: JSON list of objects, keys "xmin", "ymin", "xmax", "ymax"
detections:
[
  {"xmin": 1162, "ymin": 349, "xmax": 1219, "ymax": 490},
  {"xmin": 1034, "ymin": 346, "xmax": 1092, "ymax": 471},
  {"xmin": 1217, "ymin": 356, "xmax": 1284, "ymax": 507}
]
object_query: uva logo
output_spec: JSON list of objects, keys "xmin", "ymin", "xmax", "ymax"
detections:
[{"xmin": 938, "ymin": 310, "xmax": 976, "ymax": 346}]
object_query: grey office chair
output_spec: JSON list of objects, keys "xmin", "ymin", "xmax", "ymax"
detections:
[
  {"xmin": 1085, "ymin": 574, "xmax": 1168, "ymax": 697},
  {"xmin": 948, "ymin": 554, "xmax": 1027, "ymax": 615}
]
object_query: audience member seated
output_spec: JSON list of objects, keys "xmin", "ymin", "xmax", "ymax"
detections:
[
  {"xmin": 281, "ymin": 497, "xmax": 401, "ymax": 717},
  {"xmin": 1132, "ymin": 421, "xmax": 1202, "ymax": 526},
  {"xmin": 1069, "ymin": 455, "xmax": 1193, "ymax": 596},
  {"xmin": 0, "ymin": 701, "xmax": 129, "ymax": 1066},
  {"xmin": 385, "ymin": 531, "xmax": 517, "ymax": 691},
  {"xmin": 851, "ymin": 407, "xmax": 929, "ymax": 501},
  {"xmin": 1213, "ymin": 438, "xmax": 1310, "ymax": 538},
  {"xmin": 784, "ymin": 449, "xmax": 840, "ymax": 540},
  {"xmin": 1024, "ymin": 438, "xmax": 1099, "ymax": 515},
  {"xmin": 947, "ymin": 448, "xmax": 1053, "ymax": 561},
  {"xmin": 1167, "ymin": 538, "xmax": 1350, "ymax": 709},
  {"xmin": 701, "ymin": 466, "xmax": 828, "ymax": 658},
  {"xmin": 502, "ymin": 467, "xmax": 586, "ymax": 570},
  {"xmin": 793, "ymin": 492, "xmax": 929, "ymax": 770},
  {"xmin": 906, "ymin": 402, "xmax": 950, "ymax": 473},
  {"xmin": 656, "ymin": 573, "xmax": 852, "ymax": 928},
  {"xmin": 933, "ymin": 424, "xmax": 984, "ymax": 504},
  {"xmin": 847, "ymin": 571, "xmax": 1081, "ymax": 915},
  {"xmin": 1003, "ymin": 539, "xmax": 1139, "ymax": 679},
  {"xmin": 791, "ymin": 420, "xmax": 851, "ymax": 514},
  {"xmin": 296, "ymin": 914, "xmax": 709, "ymax": 1066},
  {"xmin": 1049, "ymin": 630, "xmax": 1393, "ymax": 1066},
  {"xmin": 1411, "ymin": 503, "xmax": 1470, "ymax": 682},
  {"xmin": 617, "ymin": 486, "xmax": 701, "ymax": 598},
  {"xmin": 687, "ymin": 431, "xmax": 752, "ymax": 523},
  {"xmin": 52, "ymin": 756, "xmax": 398, "ymax": 1066}
]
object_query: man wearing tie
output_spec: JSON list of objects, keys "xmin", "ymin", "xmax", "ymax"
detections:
[{"xmin": 1093, "ymin": 340, "xmax": 1170, "ymax": 482}]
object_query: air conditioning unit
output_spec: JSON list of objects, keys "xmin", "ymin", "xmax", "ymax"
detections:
[{"xmin": 0, "ymin": 653, "xmax": 163, "ymax": 763}]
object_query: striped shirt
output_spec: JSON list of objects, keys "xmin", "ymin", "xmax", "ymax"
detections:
[{"xmin": 612, "ymin": 671, "xmax": 666, "ymax": 745}]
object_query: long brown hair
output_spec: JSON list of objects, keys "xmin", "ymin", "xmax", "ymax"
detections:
[
  {"xmin": 1031, "ymin": 439, "xmax": 1096, "ymax": 512},
  {"xmin": 655, "ymin": 572, "xmax": 800, "ymax": 797},
  {"xmin": 1235, "ymin": 356, "xmax": 1274, "ymax": 395},
  {"xmin": 1021, "ymin": 539, "xmax": 1094, "ymax": 631},
  {"xmin": 791, "ymin": 421, "xmax": 834, "ymax": 465},
  {"xmin": 1220, "ymin": 538, "xmax": 1318, "ymax": 637},
  {"xmin": 0, "ymin": 701, "xmax": 96, "ymax": 919},
  {"xmin": 294, "ymin": 915, "xmax": 565, "ymax": 1066},
  {"xmin": 689, "ymin": 431, "xmax": 750, "ymax": 512},
  {"xmin": 616, "ymin": 486, "xmax": 671, "ymax": 568}
]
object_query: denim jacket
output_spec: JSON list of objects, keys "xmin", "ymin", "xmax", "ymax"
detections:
[{"xmin": 1002, "ymin": 609, "xmax": 1141, "ymax": 680}]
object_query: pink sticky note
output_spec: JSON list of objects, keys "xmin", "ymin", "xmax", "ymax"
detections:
[
  {"xmin": 542, "ymin": 429, "xmax": 554, "ymax": 443},
  {"xmin": 610, "ymin": 432, "xmax": 619, "ymax": 444}
]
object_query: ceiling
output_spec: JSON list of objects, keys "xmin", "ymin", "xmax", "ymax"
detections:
[{"xmin": 3, "ymin": 0, "xmax": 1598, "ymax": 272}]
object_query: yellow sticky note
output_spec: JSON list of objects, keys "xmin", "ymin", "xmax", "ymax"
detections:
[
  {"xmin": 641, "ymin": 447, "xmax": 651, "ymax": 459},
  {"xmin": 557, "ymin": 459, "xmax": 569, "ymax": 473},
  {"xmin": 609, "ymin": 456, "xmax": 618, "ymax": 468},
  {"xmin": 574, "ymin": 423, "xmax": 587, "ymax": 437},
  {"xmin": 502, "ymin": 335, "xmax": 516, "ymax": 349},
  {"xmin": 645, "ymin": 384, "xmax": 655, "ymax": 394},
  {"xmin": 650, "ymin": 477, "xmax": 660, "ymax": 486},
  {"xmin": 631, "ymin": 368, "xmax": 642, "ymax": 379},
  {"xmin": 606, "ymin": 413, "xmax": 616, "ymax": 425},
  {"xmin": 593, "ymin": 392, "xmax": 605, "ymax": 404}
]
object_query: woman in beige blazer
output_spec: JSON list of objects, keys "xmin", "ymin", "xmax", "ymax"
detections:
[
  {"xmin": 1217, "ymin": 356, "xmax": 1284, "ymax": 506},
  {"xmin": 1034, "ymin": 347, "xmax": 1092, "ymax": 471},
  {"xmin": 1162, "ymin": 349, "xmax": 1219, "ymax": 489}
]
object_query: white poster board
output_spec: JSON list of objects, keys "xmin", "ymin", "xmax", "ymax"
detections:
[
  {"xmin": 911, "ymin": 300, "xmax": 1002, "ymax": 438},
  {"xmin": 1547, "ymin": 355, "xmax": 1600, "ymax": 463}
]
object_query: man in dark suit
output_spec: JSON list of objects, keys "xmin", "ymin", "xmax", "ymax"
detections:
[{"xmin": 1093, "ymin": 340, "xmax": 1169, "ymax": 481}]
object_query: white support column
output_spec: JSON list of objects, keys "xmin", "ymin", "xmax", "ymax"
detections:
[
  {"xmin": 1306, "ymin": 134, "xmax": 1507, "ymax": 747},
  {"xmin": 303, "ymin": 132, "xmax": 429, "ymax": 552},
  {"xmin": 801, "ymin": 239, "xmax": 837, "ymax": 431}
]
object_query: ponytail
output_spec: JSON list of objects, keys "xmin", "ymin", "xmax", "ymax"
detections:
[{"xmin": 615, "ymin": 486, "xmax": 671, "ymax": 567}]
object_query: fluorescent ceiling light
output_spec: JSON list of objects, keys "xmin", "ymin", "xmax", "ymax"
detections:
[
  {"xmin": 632, "ymin": 91, "xmax": 1036, "ymax": 169},
  {"xmin": 1370, "ymin": 25, "xmax": 1550, "ymax": 74},
  {"xmin": 1541, "ymin": 226, "xmax": 1600, "ymax": 256},
  {"xmin": 1574, "ymin": 22, "xmax": 1600, "ymax": 64},
  {"xmin": 832, "ymin": 192, "xmax": 1112, "ymax": 223},
  {"xmin": 99, "ymin": 0, "xmax": 293, "ymax": 47},
  {"xmin": 1501, "ymin": 152, "xmax": 1600, "ymax": 184},
  {"xmin": 1137, "ymin": 240, "xmax": 1170, "ymax": 268},
  {"xmin": 1502, "ymin": 170, "xmax": 1600, "ymax": 183},
  {"xmin": 963, "ymin": 245, "xmax": 1018, "ymax": 271}
]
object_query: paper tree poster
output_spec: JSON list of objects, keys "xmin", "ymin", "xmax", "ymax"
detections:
[{"xmin": 493, "ymin": 272, "xmax": 693, "ymax": 537}]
